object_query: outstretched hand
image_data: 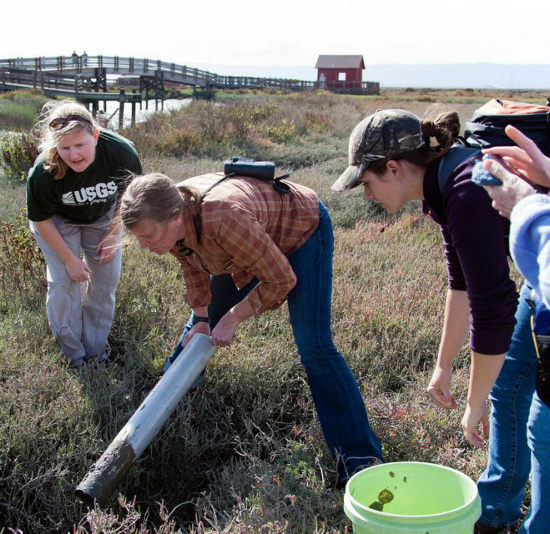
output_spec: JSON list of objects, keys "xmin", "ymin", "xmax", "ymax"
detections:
[
  {"xmin": 482, "ymin": 157, "xmax": 536, "ymax": 218},
  {"xmin": 483, "ymin": 125, "xmax": 550, "ymax": 188},
  {"xmin": 427, "ymin": 365, "xmax": 458, "ymax": 410}
]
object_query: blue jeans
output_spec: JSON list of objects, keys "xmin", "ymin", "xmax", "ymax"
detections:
[
  {"xmin": 477, "ymin": 284, "xmax": 550, "ymax": 533},
  {"xmin": 168, "ymin": 201, "xmax": 383, "ymax": 480}
]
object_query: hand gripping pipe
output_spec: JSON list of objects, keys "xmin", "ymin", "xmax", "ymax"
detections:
[{"xmin": 75, "ymin": 334, "xmax": 217, "ymax": 507}]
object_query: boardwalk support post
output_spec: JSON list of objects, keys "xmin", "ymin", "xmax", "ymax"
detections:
[
  {"xmin": 118, "ymin": 90, "xmax": 125, "ymax": 129},
  {"xmin": 131, "ymin": 90, "xmax": 136, "ymax": 127}
]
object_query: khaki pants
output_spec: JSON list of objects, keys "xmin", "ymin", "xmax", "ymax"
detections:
[{"xmin": 30, "ymin": 204, "xmax": 121, "ymax": 365}]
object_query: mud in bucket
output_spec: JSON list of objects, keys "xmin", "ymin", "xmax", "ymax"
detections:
[{"xmin": 344, "ymin": 462, "xmax": 481, "ymax": 534}]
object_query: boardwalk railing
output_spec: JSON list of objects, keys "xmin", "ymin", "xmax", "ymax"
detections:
[
  {"xmin": 1, "ymin": 66, "xmax": 142, "ymax": 128},
  {"xmin": 0, "ymin": 55, "xmax": 380, "ymax": 94},
  {"xmin": 1, "ymin": 67, "xmax": 98, "ymax": 94}
]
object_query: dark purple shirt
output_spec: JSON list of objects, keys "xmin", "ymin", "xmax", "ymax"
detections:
[{"xmin": 422, "ymin": 154, "xmax": 518, "ymax": 355}]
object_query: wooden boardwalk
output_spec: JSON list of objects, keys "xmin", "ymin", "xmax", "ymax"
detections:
[
  {"xmin": 1, "ymin": 65, "xmax": 144, "ymax": 127},
  {"xmin": 0, "ymin": 55, "xmax": 380, "ymax": 94},
  {"xmin": 0, "ymin": 55, "xmax": 380, "ymax": 127}
]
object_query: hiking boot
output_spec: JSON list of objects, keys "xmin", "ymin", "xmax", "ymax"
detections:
[
  {"xmin": 335, "ymin": 478, "xmax": 348, "ymax": 490},
  {"xmin": 84, "ymin": 352, "xmax": 109, "ymax": 365},
  {"xmin": 84, "ymin": 343, "xmax": 110, "ymax": 365},
  {"xmin": 67, "ymin": 356, "xmax": 85, "ymax": 369}
]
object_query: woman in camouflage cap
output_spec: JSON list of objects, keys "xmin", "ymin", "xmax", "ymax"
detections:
[{"xmin": 334, "ymin": 109, "xmax": 548, "ymax": 534}]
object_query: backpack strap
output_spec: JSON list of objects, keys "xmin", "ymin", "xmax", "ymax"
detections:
[
  {"xmin": 438, "ymin": 146, "xmax": 481, "ymax": 194},
  {"xmin": 188, "ymin": 172, "xmax": 236, "ymax": 244},
  {"xmin": 192, "ymin": 172, "xmax": 292, "ymax": 243}
]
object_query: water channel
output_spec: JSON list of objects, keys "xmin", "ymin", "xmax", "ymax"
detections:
[{"xmin": 100, "ymin": 98, "xmax": 192, "ymax": 129}]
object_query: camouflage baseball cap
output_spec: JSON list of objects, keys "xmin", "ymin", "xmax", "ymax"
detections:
[{"xmin": 331, "ymin": 109, "xmax": 426, "ymax": 191}]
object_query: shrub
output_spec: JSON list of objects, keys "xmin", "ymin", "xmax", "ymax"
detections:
[
  {"xmin": 121, "ymin": 92, "xmax": 366, "ymax": 167},
  {"xmin": 0, "ymin": 89, "xmax": 49, "ymax": 131},
  {"xmin": 0, "ymin": 208, "xmax": 45, "ymax": 303},
  {"xmin": 0, "ymin": 131, "xmax": 39, "ymax": 181},
  {"xmin": 267, "ymin": 119, "xmax": 296, "ymax": 143}
]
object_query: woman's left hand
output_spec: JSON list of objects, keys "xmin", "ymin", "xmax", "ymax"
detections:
[
  {"xmin": 482, "ymin": 158, "xmax": 536, "ymax": 218},
  {"xmin": 211, "ymin": 314, "xmax": 240, "ymax": 347},
  {"xmin": 96, "ymin": 230, "xmax": 120, "ymax": 265},
  {"xmin": 461, "ymin": 401, "xmax": 490, "ymax": 449}
]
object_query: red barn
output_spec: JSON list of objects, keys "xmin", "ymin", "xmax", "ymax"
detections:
[{"xmin": 315, "ymin": 55, "xmax": 365, "ymax": 92}]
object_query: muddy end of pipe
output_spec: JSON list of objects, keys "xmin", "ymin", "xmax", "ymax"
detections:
[{"xmin": 75, "ymin": 439, "xmax": 136, "ymax": 507}]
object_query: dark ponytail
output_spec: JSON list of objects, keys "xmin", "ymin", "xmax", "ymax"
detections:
[
  {"xmin": 370, "ymin": 110, "xmax": 461, "ymax": 174},
  {"xmin": 422, "ymin": 110, "xmax": 460, "ymax": 155}
]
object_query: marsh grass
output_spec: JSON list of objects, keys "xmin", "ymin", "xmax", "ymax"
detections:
[
  {"xmin": 0, "ymin": 89, "xmax": 534, "ymax": 533},
  {"xmin": 0, "ymin": 131, "xmax": 39, "ymax": 181},
  {"xmin": 0, "ymin": 208, "xmax": 46, "ymax": 299},
  {"xmin": 121, "ymin": 92, "xmax": 367, "ymax": 169},
  {"xmin": 0, "ymin": 174, "xmax": 27, "ymax": 222},
  {"xmin": 0, "ymin": 89, "xmax": 50, "ymax": 131}
]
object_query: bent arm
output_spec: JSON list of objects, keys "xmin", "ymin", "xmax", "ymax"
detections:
[
  {"xmin": 210, "ymin": 207, "xmax": 297, "ymax": 346},
  {"xmin": 33, "ymin": 219, "xmax": 90, "ymax": 281},
  {"xmin": 217, "ymin": 207, "xmax": 297, "ymax": 314},
  {"xmin": 210, "ymin": 297, "xmax": 256, "ymax": 347},
  {"xmin": 34, "ymin": 219, "xmax": 78, "ymax": 265}
]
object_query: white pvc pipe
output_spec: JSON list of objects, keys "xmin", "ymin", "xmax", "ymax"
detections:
[
  {"xmin": 127, "ymin": 333, "xmax": 216, "ymax": 456},
  {"xmin": 76, "ymin": 333, "xmax": 217, "ymax": 506}
]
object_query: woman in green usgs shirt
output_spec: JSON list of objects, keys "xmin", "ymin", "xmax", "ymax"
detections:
[{"xmin": 27, "ymin": 100, "xmax": 142, "ymax": 368}]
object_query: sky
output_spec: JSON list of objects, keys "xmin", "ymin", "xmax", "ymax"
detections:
[{"xmin": 2, "ymin": 0, "xmax": 549, "ymax": 70}]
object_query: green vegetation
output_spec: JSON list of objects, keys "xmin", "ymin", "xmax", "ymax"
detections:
[
  {"xmin": 0, "ymin": 89, "xmax": 50, "ymax": 131},
  {"xmin": 0, "ymin": 131, "xmax": 39, "ymax": 181},
  {"xmin": 0, "ymin": 89, "xmax": 531, "ymax": 533},
  {"xmin": 121, "ymin": 92, "xmax": 356, "ymax": 167},
  {"xmin": 0, "ymin": 90, "xmax": 44, "ymax": 186}
]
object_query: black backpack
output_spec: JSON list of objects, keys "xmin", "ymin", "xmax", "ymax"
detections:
[{"xmin": 438, "ymin": 98, "xmax": 550, "ymax": 193}]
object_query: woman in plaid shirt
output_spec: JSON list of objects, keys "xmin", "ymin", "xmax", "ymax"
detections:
[{"xmin": 119, "ymin": 171, "xmax": 383, "ymax": 487}]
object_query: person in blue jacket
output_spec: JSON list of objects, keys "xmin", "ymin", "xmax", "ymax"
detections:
[
  {"xmin": 332, "ymin": 110, "xmax": 545, "ymax": 534},
  {"xmin": 481, "ymin": 125, "xmax": 550, "ymax": 534}
]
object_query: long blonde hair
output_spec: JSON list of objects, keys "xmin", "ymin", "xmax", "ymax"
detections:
[
  {"xmin": 35, "ymin": 100, "xmax": 98, "ymax": 179},
  {"xmin": 120, "ymin": 173, "xmax": 201, "ymax": 230}
]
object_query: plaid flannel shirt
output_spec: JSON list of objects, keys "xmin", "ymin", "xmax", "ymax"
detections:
[{"xmin": 170, "ymin": 176, "xmax": 320, "ymax": 314}]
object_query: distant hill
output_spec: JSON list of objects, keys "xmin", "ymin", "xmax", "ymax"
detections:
[
  {"xmin": 366, "ymin": 64, "xmax": 550, "ymax": 89},
  {"xmin": 192, "ymin": 62, "xmax": 550, "ymax": 90}
]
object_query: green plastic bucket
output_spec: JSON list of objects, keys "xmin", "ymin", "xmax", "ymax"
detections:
[{"xmin": 344, "ymin": 462, "xmax": 481, "ymax": 534}]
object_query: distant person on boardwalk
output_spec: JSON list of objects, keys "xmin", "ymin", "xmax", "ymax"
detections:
[
  {"xmin": 71, "ymin": 50, "xmax": 78, "ymax": 67},
  {"xmin": 82, "ymin": 51, "xmax": 88, "ymax": 67},
  {"xmin": 118, "ymin": 171, "xmax": 383, "ymax": 487},
  {"xmin": 27, "ymin": 100, "xmax": 142, "ymax": 368},
  {"xmin": 332, "ymin": 109, "xmax": 548, "ymax": 534}
]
